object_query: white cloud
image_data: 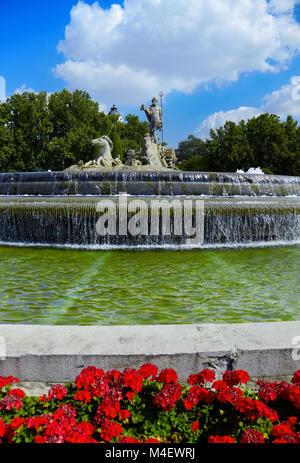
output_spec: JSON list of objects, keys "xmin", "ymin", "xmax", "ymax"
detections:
[
  {"xmin": 196, "ymin": 107, "xmax": 262, "ymax": 139},
  {"xmin": 14, "ymin": 84, "xmax": 37, "ymax": 95},
  {"xmin": 262, "ymin": 76, "xmax": 300, "ymax": 116},
  {"xmin": 54, "ymin": 0, "xmax": 300, "ymax": 105},
  {"xmin": 196, "ymin": 76, "xmax": 300, "ymax": 138},
  {"xmin": 0, "ymin": 76, "xmax": 6, "ymax": 102},
  {"xmin": 268, "ymin": 0, "xmax": 300, "ymax": 15}
]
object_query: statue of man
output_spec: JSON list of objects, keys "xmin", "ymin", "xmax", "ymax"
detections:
[{"xmin": 140, "ymin": 97, "xmax": 162, "ymax": 144}]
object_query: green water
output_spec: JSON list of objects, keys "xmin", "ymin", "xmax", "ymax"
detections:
[{"xmin": 0, "ymin": 245, "xmax": 299, "ymax": 325}]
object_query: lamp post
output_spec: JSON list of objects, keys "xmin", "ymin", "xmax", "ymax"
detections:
[{"xmin": 158, "ymin": 91, "xmax": 164, "ymax": 145}]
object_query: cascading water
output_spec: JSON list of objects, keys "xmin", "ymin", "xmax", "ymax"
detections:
[{"xmin": 0, "ymin": 171, "xmax": 299, "ymax": 248}]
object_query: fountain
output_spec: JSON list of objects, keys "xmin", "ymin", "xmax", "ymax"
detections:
[
  {"xmin": 0, "ymin": 97, "xmax": 299, "ymax": 385},
  {"xmin": 0, "ymin": 168, "xmax": 299, "ymax": 247}
]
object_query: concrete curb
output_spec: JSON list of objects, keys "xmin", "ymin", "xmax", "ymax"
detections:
[{"xmin": 0, "ymin": 321, "xmax": 299, "ymax": 383}]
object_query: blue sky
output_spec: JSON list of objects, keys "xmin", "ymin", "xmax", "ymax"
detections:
[{"xmin": 1, "ymin": 0, "xmax": 300, "ymax": 148}]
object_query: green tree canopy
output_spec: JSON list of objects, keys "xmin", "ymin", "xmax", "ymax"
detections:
[
  {"xmin": 0, "ymin": 89, "xmax": 149, "ymax": 172},
  {"xmin": 178, "ymin": 114, "xmax": 300, "ymax": 176}
]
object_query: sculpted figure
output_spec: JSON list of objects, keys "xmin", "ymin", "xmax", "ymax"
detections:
[
  {"xmin": 91, "ymin": 136, "xmax": 114, "ymax": 166},
  {"xmin": 140, "ymin": 97, "xmax": 162, "ymax": 144}
]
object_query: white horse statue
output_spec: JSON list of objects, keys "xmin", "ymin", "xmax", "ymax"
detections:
[
  {"xmin": 91, "ymin": 136, "xmax": 114, "ymax": 166},
  {"xmin": 64, "ymin": 135, "xmax": 123, "ymax": 171}
]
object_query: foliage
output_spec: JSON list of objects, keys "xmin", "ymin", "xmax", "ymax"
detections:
[
  {"xmin": 0, "ymin": 90, "xmax": 148, "ymax": 172},
  {"xmin": 177, "ymin": 135, "xmax": 206, "ymax": 163},
  {"xmin": 178, "ymin": 114, "xmax": 300, "ymax": 176},
  {"xmin": 111, "ymin": 130, "xmax": 123, "ymax": 162},
  {"xmin": 1, "ymin": 365, "xmax": 300, "ymax": 444}
]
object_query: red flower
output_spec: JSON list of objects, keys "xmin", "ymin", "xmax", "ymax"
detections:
[
  {"xmin": 145, "ymin": 438, "xmax": 161, "ymax": 443},
  {"xmin": 118, "ymin": 409, "xmax": 131, "ymax": 421},
  {"xmin": 125, "ymin": 391, "xmax": 135, "ymax": 401},
  {"xmin": 191, "ymin": 421, "xmax": 199, "ymax": 432},
  {"xmin": 122, "ymin": 369, "xmax": 143, "ymax": 392},
  {"xmin": 153, "ymin": 383, "xmax": 182, "ymax": 411},
  {"xmin": 100, "ymin": 393, "xmax": 122, "ymax": 419},
  {"xmin": 187, "ymin": 369, "xmax": 215, "ymax": 386},
  {"xmin": 0, "ymin": 376, "xmax": 19, "ymax": 389},
  {"xmin": 75, "ymin": 366, "xmax": 105, "ymax": 390},
  {"xmin": 240, "ymin": 429, "xmax": 264, "ymax": 443},
  {"xmin": 0, "ymin": 418, "xmax": 6, "ymax": 438},
  {"xmin": 223, "ymin": 370, "xmax": 249, "ymax": 387},
  {"xmin": 0, "ymin": 389, "xmax": 25, "ymax": 411},
  {"xmin": 27, "ymin": 415, "xmax": 50, "ymax": 431},
  {"xmin": 100, "ymin": 420, "xmax": 123, "ymax": 442},
  {"xmin": 48, "ymin": 384, "xmax": 67, "ymax": 401},
  {"xmin": 255, "ymin": 400, "xmax": 278, "ymax": 422},
  {"xmin": 271, "ymin": 423, "xmax": 295, "ymax": 438},
  {"xmin": 257, "ymin": 380, "xmax": 291, "ymax": 403},
  {"xmin": 8, "ymin": 388, "xmax": 25, "ymax": 398},
  {"xmin": 292, "ymin": 370, "xmax": 300, "ymax": 384},
  {"xmin": 9, "ymin": 417, "xmax": 25, "ymax": 430},
  {"xmin": 74, "ymin": 390, "xmax": 92, "ymax": 404},
  {"xmin": 157, "ymin": 369, "xmax": 178, "ymax": 384},
  {"xmin": 118, "ymin": 436, "xmax": 143, "ymax": 443},
  {"xmin": 187, "ymin": 374, "xmax": 199, "ymax": 385},
  {"xmin": 34, "ymin": 436, "xmax": 48, "ymax": 443},
  {"xmin": 208, "ymin": 435, "xmax": 236, "ymax": 443},
  {"xmin": 104, "ymin": 370, "xmax": 122, "ymax": 386},
  {"xmin": 138, "ymin": 364, "xmax": 158, "ymax": 380},
  {"xmin": 213, "ymin": 380, "xmax": 228, "ymax": 391},
  {"xmin": 289, "ymin": 386, "xmax": 300, "ymax": 409},
  {"xmin": 75, "ymin": 421, "xmax": 95, "ymax": 437},
  {"xmin": 198, "ymin": 369, "xmax": 216, "ymax": 383},
  {"xmin": 184, "ymin": 386, "xmax": 214, "ymax": 410}
]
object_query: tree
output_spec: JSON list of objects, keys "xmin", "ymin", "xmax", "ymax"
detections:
[
  {"xmin": 111, "ymin": 130, "xmax": 123, "ymax": 161},
  {"xmin": 177, "ymin": 114, "xmax": 300, "ymax": 175},
  {"xmin": 0, "ymin": 89, "xmax": 151, "ymax": 172},
  {"xmin": 46, "ymin": 89, "xmax": 103, "ymax": 170},
  {"xmin": 177, "ymin": 134, "xmax": 206, "ymax": 162},
  {"xmin": 206, "ymin": 120, "xmax": 254, "ymax": 172},
  {"xmin": 1, "ymin": 91, "xmax": 52, "ymax": 171}
]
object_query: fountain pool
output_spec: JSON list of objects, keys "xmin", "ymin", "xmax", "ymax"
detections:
[{"xmin": 0, "ymin": 244, "xmax": 299, "ymax": 325}]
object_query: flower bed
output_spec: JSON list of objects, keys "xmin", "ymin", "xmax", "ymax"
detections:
[{"xmin": 0, "ymin": 365, "xmax": 300, "ymax": 443}]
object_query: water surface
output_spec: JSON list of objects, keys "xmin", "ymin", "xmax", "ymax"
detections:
[{"xmin": 0, "ymin": 245, "xmax": 299, "ymax": 325}]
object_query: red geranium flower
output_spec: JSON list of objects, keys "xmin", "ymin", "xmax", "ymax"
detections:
[
  {"xmin": 48, "ymin": 384, "xmax": 67, "ymax": 401},
  {"xmin": 157, "ymin": 369, "xmax": 178, "ymax": 384},
  {"xmin": 191, "ymin": 421, "xmax": 199, "ymax": 432},
  {"xmin": 0, "ymin": 376, "xmax": 19, "ymax": 389},
  {"xmin": 198, "ymin": 369, "xmax": 216, "ymax": 383},
  {"xmin": 292, "ymin": 370, "xmax": 300, "ymax": 384},
  {"xmin": 208, "ymin": 435, "xmax": 236, "ymax": 443},
  {"xmin": 0, "ymin": 389, "xmax": 25, "ymax": 411},
  {"xmin": 138, "ymin": 364, "xmax": 158, "ymax": 380},
  {"xmin": 125, "ymin": 391, "xmax": 135, "ymax": 401},
  {"xmin": 9, "ymin": 417, "xmax": 25, "ymax": 430},
  {"xmin": 118, "ymin": 436, "xmax": 143, "ymax": 443},
  {"xmin": 0, "ymin": 418, "xmax": 6, "ymax": 438},
  {"xmin": 119, "ymin": 409, "xmax": 131, "ymax": 421},
  {"xmin": 74, "ymin": 390, "xmax": 92, "ymax": 404},
  {"xmin": 122, "ymin": 369, "xmax": 143, "ymax": 392},
  {"xmin": 240, "ymin": 429, "xmax": 264, "ymax": 443},
  {"xmin": 223, "ymin": 370, "xmax": 249, "ymax": 387},
  {"xmin": 100, "ymin": 420, "xmax": 123, "ymax": 442},
  {"xmin": 153, "ymin": 383, "xmax": 182, "ymax": 411}
]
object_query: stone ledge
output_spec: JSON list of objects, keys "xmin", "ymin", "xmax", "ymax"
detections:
[{"xmin": 0, "ymin": 321, "xmax": 299, "ymax": 383}]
